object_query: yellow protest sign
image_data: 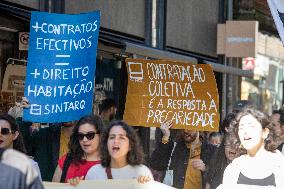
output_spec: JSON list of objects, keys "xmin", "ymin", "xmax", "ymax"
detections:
[{"xmin": 124, "ymin": 59, "xmax": 220, "ymax": 131}]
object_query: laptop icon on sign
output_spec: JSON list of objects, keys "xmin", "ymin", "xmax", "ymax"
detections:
[{"xmin": 128, "ymin": 62, "xmax": 144, "ymax": 82}]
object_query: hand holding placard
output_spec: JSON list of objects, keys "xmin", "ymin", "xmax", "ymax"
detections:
[{"xmin": 160, "ymin": 120, "xmax": 173, "ymax": 138}]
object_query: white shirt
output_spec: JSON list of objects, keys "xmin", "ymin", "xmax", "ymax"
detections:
[
  {"xmin": 222, "ymin": 150, "xmax": 284, "ymax": 188},
  {"xmin": 29, "ymin": 159, "xmax": 42, "ymax": 181},
  {"xmin": 85, "ymin": 164, "xmax": 153, "ymax": 180}
]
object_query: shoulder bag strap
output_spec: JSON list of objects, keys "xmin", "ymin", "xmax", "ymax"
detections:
[
  {"xmin": 167, "ymin": 142, "xmax": 177, "ymax": 170},
  {"xmin": 60, "ymin": 154, "xmax": 73, "ymax": 183},
  {"xmin": 105, "ymin": 167, "xmax": 113, "ymax": 179}
]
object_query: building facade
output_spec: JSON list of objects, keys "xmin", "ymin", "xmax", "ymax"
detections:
[{"xmin": 0, "ymin": 0, "xmax": 258, "ymax": 156}]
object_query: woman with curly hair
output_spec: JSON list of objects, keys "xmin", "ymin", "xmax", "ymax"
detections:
[
  {"xmin": 85, "ymin": 120, "xmax": 153, "ymax": 183},
  {"xmin": 218, "ymin": 108, "xmax": 284, "ymax": 188},
  {"xmin": 52, "ymin": 114, "xmax": 103, "ymax": 183}
]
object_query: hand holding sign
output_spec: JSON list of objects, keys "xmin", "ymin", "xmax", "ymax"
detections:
[
  {"xmin": 21, "ymin": 97, "xmax": 30, "ymax": 108},
  {"xmin": 137, "ymin": 176, "xmax": 152, "ymax": 184},
  {"xmin": 67, "ymin": 176, "xmax": 84, "ymax": 186},
  {"xmin": 160, "ymin": 120, "xmax": 173, "ymax": 139},
  {"xmin": 191, "ymin": 159, "xmax": 206, "ymax": 172}
]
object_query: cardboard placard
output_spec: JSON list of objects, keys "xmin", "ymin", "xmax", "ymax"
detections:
[
  {"xmin": 1, "ymin": 64, "xmax": 26, "ymax": 92},
  {"xmin": 23, "ymin": 11, "xmax": 100, "ymax": 123},
  {"xmin": 124, "ymin": 59, "xmax": 219, "ymax": 131}
]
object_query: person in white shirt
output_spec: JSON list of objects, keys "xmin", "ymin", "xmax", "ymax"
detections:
[
  {"xmin": 218, "ymin": 108, "xmax": 284, "ymax": 188},
  {"xmin": 85, "ymin": 120, "xmax": 153, "ymax": 183}
]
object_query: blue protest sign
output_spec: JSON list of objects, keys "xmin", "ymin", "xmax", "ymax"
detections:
[{"xmin": 23, "ymin": 11, "xmax": 100, "ymax": 123}]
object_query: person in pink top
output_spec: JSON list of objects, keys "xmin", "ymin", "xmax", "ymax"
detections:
[{"xmin": 52, "ymin": 114, "xmax": 103, "ymax": 183}]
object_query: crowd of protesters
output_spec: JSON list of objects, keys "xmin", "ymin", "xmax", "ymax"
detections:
[{"xmin": 1, "ymin": 98, "xmax": 284, "ymax": 189}]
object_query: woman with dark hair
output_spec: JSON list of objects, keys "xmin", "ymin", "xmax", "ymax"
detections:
[
  {"xmin": 219, "ymin": 112, "xmax": 236, "ymax": 134},
  {"xmin": 218, "ymin": 108, "xmax": 284, "ymax": 188},
  {"xmin": 205, "ymin": 132, "xmax": 242, "ymax": 189},
  {"xmin": 0, "ymin": 113, "xmax": 26, "ymax": 153},
  {"xmin": 204, "ymin": 112, "xmax": 241, "ymax": 189},
  {"xmin": 85, "ymin": 120, "xmax": 153, "ymax": 183},
  {"xmin": 0, "ymin": 113, "xmax": 42, "ymax": 180},
  {"xmin": 52, "ymin": 114, "xmax": 103, "ymax": 183}
]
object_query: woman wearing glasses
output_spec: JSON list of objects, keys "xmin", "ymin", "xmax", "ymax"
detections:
[
  {"xmin": 0, "ymin": 113, "xmax": 42, "ymax": 180},
  {"xmin": 0, "ymin": 114, "xmax": 26, "ymax": 151},
  {"xmin": 52, "ymin": 114, "xmax": 103, "ymax": 183},
  {"xmin": 205, "ymin": 132, "xmax": 243, "ymax": 189},
  {"xmin": 85, "ymin": 120, "xmax": 153, "ymax": 183}
]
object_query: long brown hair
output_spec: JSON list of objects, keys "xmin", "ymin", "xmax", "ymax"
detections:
[
  {"xmin": 229, "ymin": 108, "xmax": 277, "ymax": 152},
  {"xmin": 68, "ymin": 114, "xmax": 103, "ymax": 165},
  {"xmin": 100, "ymin": 120, "xmax": 144, "ymax": 167}
]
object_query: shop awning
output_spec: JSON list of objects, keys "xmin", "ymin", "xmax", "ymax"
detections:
[
  {"xmin": 124, "ymin": 41, "xmax": 254, "ymax": 78},
  {"xmin": 0, "ymin": 2, "xmax": 32, "ymax": 21},
  {"xmin": 124, "ymin": 41, "xmax": 198, "ymax": 63},
  {"xmin": 203, "ymin": 60, "xmax": 253, "ymax": 78}
]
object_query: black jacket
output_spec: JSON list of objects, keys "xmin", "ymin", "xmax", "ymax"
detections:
[{"xmin": 150, "ymin": 140, "xmax": 216, "ymax": 189}]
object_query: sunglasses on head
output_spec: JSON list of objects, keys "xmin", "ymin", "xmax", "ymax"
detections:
[
  {"xmin": 77, "ymin": 131, "xmax": 100, "ymax": 141},
  {"xmin": 0, "ymin": 128, "xmax": 13, "ymax": 135}
]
